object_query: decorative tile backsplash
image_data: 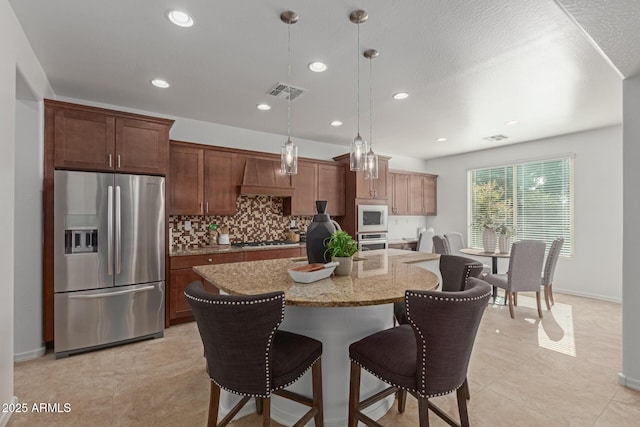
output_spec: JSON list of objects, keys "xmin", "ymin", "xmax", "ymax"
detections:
[{"xmin": 169, "ymin": 195, "xmax": 313, "ymax": 249}]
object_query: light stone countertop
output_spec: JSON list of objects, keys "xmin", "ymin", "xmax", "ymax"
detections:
[{"xmin": 193, "ymin": 248, "xmax": 440, "ymax": 307}]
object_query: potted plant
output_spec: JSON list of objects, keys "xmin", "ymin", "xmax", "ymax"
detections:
[
  {"xmin": 471, "ymin": 180, "xmax": 512, "ymax": 253},
  {"xmin": 324, "ymin": 230, "xmax": 358, "ymax": 276},
  {"xmin": 496, "ymin": 223, "xmax": 516, "ymax": 254}
]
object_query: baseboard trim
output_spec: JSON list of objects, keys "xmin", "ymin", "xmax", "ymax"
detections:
[
  {"xmin": 618, "ymin": 372, "xmax": 640, "ymax": 391},
  {"xmin": 14, "ymin": 346, "xmax": 46, "ymax": 362},
  {"xmin": 554, "ymin": 289, "xmax": 621, "ymax": 304},
  {"xmin": 0, "ymin": 396, "xmax": 18, "ymax": 427}
]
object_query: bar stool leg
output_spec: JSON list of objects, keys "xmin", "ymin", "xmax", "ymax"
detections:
[{"xmin": 348, "ymin": 361, "xmax": 361, "ymax": 427}]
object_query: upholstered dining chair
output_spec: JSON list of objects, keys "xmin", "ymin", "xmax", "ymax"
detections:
[
  {"xmin": 184, "ymin": 281, "xmax": 324, "ymax": 427},
  {"xmin": 393, "ymin": 254, "xmax": 484, "ymax": 328},
  {"xmin": 432, "ymin": 235, "xmax": 450, "ymax": 254},
  {"xmin": 445, "ymin": 231, "xmax": 491, "ymax": 274},
  {"xmin": 416, "ymin": 228, "xmax": 435, "ymax": 252},
  {"xmin": 483, "ymin": 240, "xmax": 546, "ymax": 319},
  {"xmin": 349, "ymin": 278, "xmax": 491, "ymax": 427},
  {"xmin": 542, "ymin": 237, "xmax": 564, "ymax": 310}
]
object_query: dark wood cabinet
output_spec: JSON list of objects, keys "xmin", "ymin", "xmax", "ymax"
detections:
[
  {"xmin": 168, "ymin": 247, "xmax": 303, "ymax": 324},
  {"xmin": 204, "ymin": 150, "xmax": 237, "ymax": 215},
  {"xmin": 168, "ymin": 252, "xmax": 244, "ymax": 324},
  {"xmin": 409, "ymin": 174, "xmax": 438, "ymax": 215},
  {"xmin": 168, "ymin": 141, "xmax": 237, "ymax": 215},
  {"xmin": 318, "ymin": 163, "xmax": 346, "ymax": 216},
  {"xmin": 355, "ymin": 158, "xmax": 389, "ymax": 200},
  {"xmin": 169, "ymin": 145, "xmax": 204, "ymax": 215},
  {"xmin": 47, "ymin": 100, "xmax": 173, "ymax": 175},
  {"xmin": 284, "ymin": 161, "xmax": 346, "ymax": 216},
  {"xmin": 285, "ymin": 161, "xmax": 318, "ymax": 215},
  {"xmin": 388, "ymin": 172, "xmax": 410, "ymax": 215}
]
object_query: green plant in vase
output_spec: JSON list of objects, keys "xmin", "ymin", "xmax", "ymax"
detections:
[{"xmin": 324, "ymin": 230, "xmax": 358, "ymax": 276}]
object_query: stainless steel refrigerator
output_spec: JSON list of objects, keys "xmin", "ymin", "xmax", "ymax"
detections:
[{"xmin": 54, "ymin": 170, "xmax": 165, "ymax": 358}]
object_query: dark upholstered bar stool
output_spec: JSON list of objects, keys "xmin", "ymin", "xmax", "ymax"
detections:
[
  {"xmin": 393, "ymin": 254, "xmax": 484, "ymax": 325},
  {"xmin": 185, "ymin": 281, "xmax": 324, "ymax": 427},
  {"xmin": 349, "ymin": 278, "xmax": 491, "ymax": 427}
]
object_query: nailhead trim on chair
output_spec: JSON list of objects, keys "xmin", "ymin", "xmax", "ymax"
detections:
[{"xmin": 185, "ymin": 291, "xmax": 288, "ymax": 398}]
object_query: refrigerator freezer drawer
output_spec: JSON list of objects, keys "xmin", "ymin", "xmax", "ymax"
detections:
[{"xmin": 54, "ymin": 282, "xmax": 165, "ymax": 357}]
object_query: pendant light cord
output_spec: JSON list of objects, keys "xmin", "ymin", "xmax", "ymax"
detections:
[
  {"xmin": 369, "ymin": 55, "xmax": 373, "ymax": 149},
  {"xmin": 356, "ymin": 21, "xmax": 360, "ymax": 136},
  {"xmin": 287, "ymin": 22, "xmax": 292, "ymax": 141}
]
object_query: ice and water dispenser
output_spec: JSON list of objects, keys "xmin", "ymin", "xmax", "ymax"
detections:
[{"xmin": 64, "ymin": 229, "xmax": 98, "ymax": 254}]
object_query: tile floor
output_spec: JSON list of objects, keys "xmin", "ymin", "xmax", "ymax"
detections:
[{"xmin": 8, "ymin": 292, "xmax": 640, "ymax": 426}]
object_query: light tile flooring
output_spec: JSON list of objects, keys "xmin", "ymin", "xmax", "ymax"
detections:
[{"xmin": 8, "ymin": 292, "xmax": 640, "ymax": 426}]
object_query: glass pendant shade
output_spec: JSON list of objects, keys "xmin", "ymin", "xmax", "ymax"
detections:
[
  {"xmin": 281, "ymin": 138, "xmax": 298, "ymax": 175},
  {"xmin": 364, "ymin": 149, "xmax": 378, "ymax": 180},
  {"xmin": 350, "ymin": 133, "xmax": 368, "ymax": 171}
]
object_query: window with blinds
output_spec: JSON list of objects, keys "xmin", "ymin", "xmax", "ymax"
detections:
[{"xmin": 469, "ymin": 157, "xmax": 573, "ymax": 256}]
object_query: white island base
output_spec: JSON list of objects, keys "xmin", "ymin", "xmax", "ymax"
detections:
[{"xmin": 217, "ymin": 304, "xmax": 395, "ymax": 426}]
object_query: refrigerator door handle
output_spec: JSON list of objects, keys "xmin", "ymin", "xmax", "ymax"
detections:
[
  {"xmin": 67, "ymin": 285, "xmax": 156, "ymax": 299},
  {"xmin": 107, "ymin": 185, "xmax": 113, "ymax": 276},
  {"xmin": 115, "ymin": 185, "xmax": 122, "ymax": 275}
]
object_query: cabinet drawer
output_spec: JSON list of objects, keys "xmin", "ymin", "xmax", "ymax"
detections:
[
  {"xmin": 244, "ymin": 247, "xmax": 302, "ymax": 261},
  {"xmin": 170, "ymin": 252, "xmax": 244, "ymax": 270}
]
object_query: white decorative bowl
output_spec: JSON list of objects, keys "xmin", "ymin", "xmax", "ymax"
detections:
[{"xmin": 288, "ymin": 263, "xmax": 337, "ymax": 284}]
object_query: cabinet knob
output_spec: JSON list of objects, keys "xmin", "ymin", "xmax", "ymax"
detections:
[{"xmin": 208, "ymin": 258, "xmax": 213, "ymax": 262}]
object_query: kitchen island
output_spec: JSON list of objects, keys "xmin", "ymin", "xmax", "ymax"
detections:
[{"xmin": 194, "ymin": 248, "xmax": 440, "ymax": 426}]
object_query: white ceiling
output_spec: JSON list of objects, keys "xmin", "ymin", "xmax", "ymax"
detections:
[{"xmin": 9, "ymin": 0, "xmax": 637, "ymax": 160}]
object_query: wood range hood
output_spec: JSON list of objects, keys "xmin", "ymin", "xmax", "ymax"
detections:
[{"xmin": 238, "ymin": 157, "xmax": 294, "ymax": 197}]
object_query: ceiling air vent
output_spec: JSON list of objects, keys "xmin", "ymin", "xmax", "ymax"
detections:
[
  {"xmin": 482, "ymin": 134, "xmax": 509, "ymax": 142},
  {"xmin": 266, "ymin": 82, "xmax": 306, "ymax": 101}
]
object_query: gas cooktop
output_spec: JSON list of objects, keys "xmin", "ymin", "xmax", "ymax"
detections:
[{"xmin": 233, "ymin": 240, "xmax": 300, "ymax": 248}]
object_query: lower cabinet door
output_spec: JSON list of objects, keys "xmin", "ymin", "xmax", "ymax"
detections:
[{"xmin": 169, "ymin": 269, "xmax": 218, "ymax": 324}]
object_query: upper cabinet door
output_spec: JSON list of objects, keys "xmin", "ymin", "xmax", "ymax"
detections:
[
  {"xmin": 53, "ymin": 108, "xmax": 115, "ymax": 171},
  {"xmin": 115, "ymin": 118, "xmax": 169, "ymax": 175},
  {"xmin": 318, "ymin": 163, "xmax": 345, "ymax": 216},
  {"xmin": 204, "ymin": 150, "xmax": 237, "ymax": 216},
  {"xmin": 285, "ymin": 161, "xmax": 318, "ymax": 216},
  {"xmin": 169, "ymin": 145, "xmax": 204, "ymax": 215}
]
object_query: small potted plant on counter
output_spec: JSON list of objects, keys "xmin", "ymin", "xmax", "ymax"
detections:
[{"xmin": 324, "ymin": 230, "xmax": 358, "ymax": 276}]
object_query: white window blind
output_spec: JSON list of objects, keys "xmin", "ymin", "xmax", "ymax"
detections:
[{"xmin": 469, "ymin": 158, "xmax": 573, "ymax": 256}]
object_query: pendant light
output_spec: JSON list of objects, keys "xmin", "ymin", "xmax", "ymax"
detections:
[
  {"xmin": 280, "ymin": 11, "xmax": 299, "ymax": 175},
  {"xmin": 364, "ymin": 49, "xmax": 379, "ymax": 180},
  {"xmin": 349, "ymin": 10, "xmax": 369, "ymax": 171}
]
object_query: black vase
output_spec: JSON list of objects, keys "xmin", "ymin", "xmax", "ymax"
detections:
[{"xmin": 306, "ymin": 201, "xmax": 337, "ymax": 263}]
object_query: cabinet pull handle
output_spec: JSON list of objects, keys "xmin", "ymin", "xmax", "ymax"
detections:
[
  {"xmin": 117, "ymin": 154, "xmax": 121, "ymax": 169},
  {"xmin": 200, "ymin": 202, "xmax": 203, "ymax": 213},
  {"xmin": 206, "ymin": 202, "xmax": 209, "ymax": 213},
  {"xmin": 208, "ymin": 259, "xmax": 212, "ymax": 262},
  {"xmin": 108, "ymin": 154, "xmax": 113, "ymax": 168}
]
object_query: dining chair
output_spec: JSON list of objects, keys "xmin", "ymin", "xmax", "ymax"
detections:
[
  {"xmin": 349, "ymin": 278, "xmax": 492, "ymax": 427},
  {"xmin": 393, "ymin": 254, "xmax": 484, "ymax": 325},
  {"xmin": 416, "ymin": 228, "xmax": 435, "ymax": 252},
  {"xmin": 432, "ymin": 235, "xmax": 450, "ymax": 254},
  {"xmin": 483, "ymin": 240, "xmax": 546, "ymax": 319},
  {"xmin": 184, "ymin": 281, "xmax": 324, "ymax": 427},
  {"xmin": 445, "ymin": 231, "xmax": 492, "ymax": 274},
  {"xmin": 542, "ymin": 237, "xmax": 564, "ymax": 310}
]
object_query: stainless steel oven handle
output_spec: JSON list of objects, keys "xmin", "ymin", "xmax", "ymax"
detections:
[
  {"xmin": 107, "ymin": 185, "xmax": 113, "ymax": 276},
  {"xmin": 115, "ymin": 185, "xmax": 121, "ymax": 275},
  {"xmin": 68, "ymin": 285, "xmax": 156, "ymax": 299}
]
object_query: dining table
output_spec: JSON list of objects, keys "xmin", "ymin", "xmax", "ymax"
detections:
[{"xmin": 193, "ymin": 248, "xmax": 440, "ymax": 427}]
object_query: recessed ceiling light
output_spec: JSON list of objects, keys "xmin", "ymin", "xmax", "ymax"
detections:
[
  {"xmin": 505, "ymin": 120, "xmax": 520, "ymax": 126},
  {"xmin": 151, "ymin": 79, "xmax": 170, "ymax": 88},
  {"xmin": 167, "ymin": 10, "xmax": 194, "ymax": 28},
  {"xmin": 256, "ymin": 103, "xmax": 271, "ymax": 111},
  {"xmin": 330, "ymin": 120, "xmax": 343, "ymax": 127},
  {"xmin": 436, "ymin": 137, "xmax": 447, "ymax": 142},
  {"xmin": 308, "ymin": 62, "xmax": 327, "ymax": 72},
  {"xmin": 393, "ymin": 92, "xmax": 409, "ymax": 100}
]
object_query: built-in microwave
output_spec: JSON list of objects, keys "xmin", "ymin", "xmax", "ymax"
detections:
[{"xmin": 357, "ymin": 204, "xmax": 388, "ymax": 232}]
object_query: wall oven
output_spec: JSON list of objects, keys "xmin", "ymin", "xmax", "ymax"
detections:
[
  {"xmin": 358, "ymin": 232, "xmax": 388, "ymax": 251},
  {"xmin": 357, "ymin": 204, "xmax": 388, "ymax": 233}
]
